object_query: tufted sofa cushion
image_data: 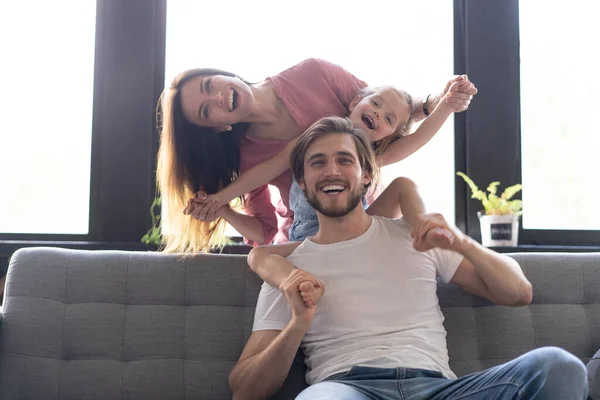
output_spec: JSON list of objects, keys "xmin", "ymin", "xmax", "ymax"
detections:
[{"xmin": 1, "ymin": 248, "xmax": 598, "ymax": 399}]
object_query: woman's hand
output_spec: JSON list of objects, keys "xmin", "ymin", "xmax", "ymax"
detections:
[{"xmin": 183, "ymin": 191, "xmax": 226, "ymax": 222}]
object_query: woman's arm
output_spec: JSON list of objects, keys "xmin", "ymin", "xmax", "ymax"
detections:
[
  {"xmin": 189, "ymin": 183, "xmax": 282, "ymax": 246},
  {"xmin": 217, "ymin": 206, "xmax": 269, "ymax": 245},
  {"xmin": 200, "ymin": 138, "xmax": 299, "ymax": 210}
]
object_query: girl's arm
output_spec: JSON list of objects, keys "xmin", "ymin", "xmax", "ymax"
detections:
[
  {"xmin": 247, "ymin": 242, "xmax": 304, "ymax": 289},
  {"xmin": 366, "ymin": 177, "xmax": 425, "ymax": 228},
  {"xmin": 201, "ymin": 138, "xmax": 299, "ymax": 209},
  {"xmin": 379, "ymin": 85, "xmax": 460, "ymax": 167},
  {"xmin": 367, "ymin": 177, "xmax": 455, "ymax": 250}
]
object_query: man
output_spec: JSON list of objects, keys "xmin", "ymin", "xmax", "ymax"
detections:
[{"xmin": 229, "ymin": 116, "xmax": 588, "ymax": 399}]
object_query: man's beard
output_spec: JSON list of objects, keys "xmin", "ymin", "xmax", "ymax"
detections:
[{"xmin": 305, "ymin": 183, "xmax": 365, "ymax": 218}]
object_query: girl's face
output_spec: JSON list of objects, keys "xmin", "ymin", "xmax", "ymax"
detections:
[
  {"xmin": 180, "ymin": 74, "xmax": 254, "ymax": 131},
  {"xmin": 348, "ymin": 87, "xmax": 411, "ymax": 142}
]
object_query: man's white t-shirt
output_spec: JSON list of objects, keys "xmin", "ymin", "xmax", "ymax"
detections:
[{"xmin": 252, "ymin": 216, "xmax": 464, "ymax": 384}]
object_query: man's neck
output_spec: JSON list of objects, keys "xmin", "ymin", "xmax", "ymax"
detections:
[{"xmin": 311, "ymin": 207, "xmax": 373, "ymax": 245}]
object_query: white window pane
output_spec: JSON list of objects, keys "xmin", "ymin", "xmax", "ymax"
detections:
[
  {"xmin": 520, "ymin": 1, "xmax": 600, "ymax": 230},
  {"xmin": 0, "ymin": 2, "xmax": 97, "ymax": 234},
  {"xmin": 166, "ymin": 0, "xmax": 454, "ymax": 236}
]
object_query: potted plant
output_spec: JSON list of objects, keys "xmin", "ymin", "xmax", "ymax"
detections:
[
  {"xmin": 457, "ymin": 172, "xmax": 523, "ymax": 247},
  {"xmin": 141, "ymin": 195, "xmax": 162, "ymax": 248}
]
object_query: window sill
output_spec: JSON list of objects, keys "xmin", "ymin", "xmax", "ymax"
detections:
[
  {"xmin": 490, "ymin": 245, "xmax": 600, "ymax": 253},
  {"xmin": 2, "ymin": 241, "xmax": 598, "ymax": 259}
]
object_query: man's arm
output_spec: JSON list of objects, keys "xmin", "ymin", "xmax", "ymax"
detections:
[
  {"xmin": 449, "ymin": 239, "xmax": 532, "ymax": 306},
  {"xmin": 229, "ymin": 269, "xmax": 317, "ymax": 399},
  {"xmin": 229, "ymin": 326, "xmax": 306, "ymax": 400},
  {"xmin": 414, "ymin": 214, "xmax": 532, "ymax": 306}
]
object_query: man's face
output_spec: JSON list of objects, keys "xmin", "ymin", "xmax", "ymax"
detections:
[{"xmin": 299, "ymin": 133, "xmax": 370, "ymax": 218}]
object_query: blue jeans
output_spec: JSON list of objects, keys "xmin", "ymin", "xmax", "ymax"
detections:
[{"xmin": 295, "ymin": 347, "xmax": 588, "ymax": 399}]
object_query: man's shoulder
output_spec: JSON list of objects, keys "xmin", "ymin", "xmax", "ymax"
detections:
[
  {"xmin": 285, "ymin": 239, "xmax": 313, "ymax": 259},
  {"xmin": 289, "ymin": 217, "xmax": 413, "ymax": 255},
  {"xmin": 372, "ymin": 215, "xmax": 412, "ymax": 234}
]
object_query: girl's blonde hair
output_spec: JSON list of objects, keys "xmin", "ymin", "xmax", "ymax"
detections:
[{"xmin": 156, "ymin": 68, "xmax": 249, "ymax": 254}]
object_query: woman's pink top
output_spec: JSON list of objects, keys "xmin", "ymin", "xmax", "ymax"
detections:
[{"xmin": 239, "ymin": 58, "xmax": 366, "ymax": 245}]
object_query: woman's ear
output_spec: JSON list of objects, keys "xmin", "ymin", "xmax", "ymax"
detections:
[
  {"xmin": 216, "ymin": 126, "xmax": 233, "ymax": 133},
  {"xmin": 348, "ymin": 95, "xmax": 362, "ymax": 112}
]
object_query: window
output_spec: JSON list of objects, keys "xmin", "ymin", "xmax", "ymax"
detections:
[
  {"xmin": 0, "ymin": 2, "xmax": 97, "ymax": 234},
  {"xmin": 519, "ymin": 0, "xmax": 600, "ymax": 230},
  {"xmin": 165, "ymin": 1, "xmax": 455, "ymax": 237}
]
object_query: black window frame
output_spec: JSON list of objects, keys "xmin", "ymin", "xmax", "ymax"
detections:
[
  {"xmin": 454, "ymin": 0, "xmax": 599, "ymax": 247},
  {"xmin": 0, "ymin": 0, "xmax": 166, "ymax": 247},
  {"xmin": 2, "ymin": 0, "xmax": 598, "ymax": 254}
]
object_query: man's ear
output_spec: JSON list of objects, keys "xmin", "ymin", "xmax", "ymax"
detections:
[
  {"xmin": 298, "ymin": 178, "xmax": 306, "ymax": 191},
  {"xmin": 215, "ymin": 125, "xmax": 233, "ymax": 133},
  {"xmin": 362, "ymin": 171, "xmax": 371, "ymax": 186},
  {"xmin": 348, "ymin": 95, "xmax": 362, "ymax": 112}
]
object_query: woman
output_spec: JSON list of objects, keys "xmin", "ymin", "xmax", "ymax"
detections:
[{"xmin": 156, "ymin": 59, "xmax": 475, "ymax": 253}]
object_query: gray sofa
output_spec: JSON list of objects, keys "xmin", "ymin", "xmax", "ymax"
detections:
[{"xmin": 0, "ymin": 247, "xmax": 598, "ymax": 399}]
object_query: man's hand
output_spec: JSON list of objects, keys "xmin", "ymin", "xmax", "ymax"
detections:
[
  {"xmin": 279, "ymin": 269, "xmax": 321, "ymax": 330},
  {"xmin": 411, "ymin": 213, "xmax": 468, "ymax": 253}
]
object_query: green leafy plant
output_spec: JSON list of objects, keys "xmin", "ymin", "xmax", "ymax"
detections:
[
  {"xmin": 140, "ymin": 195, "xmax": 237, "ymax": 251},
  {"xmin": 457, "ymin": 172, "xmax": 523, "ymax": 216},
  {"xmin": 141, "ymin": 195, "xmax": 162, "ymax": 246}
]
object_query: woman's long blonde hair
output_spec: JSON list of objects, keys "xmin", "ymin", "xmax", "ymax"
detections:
[{"xmin": 156, "ymin": 68, "xmax": 250, "ymax": 253}]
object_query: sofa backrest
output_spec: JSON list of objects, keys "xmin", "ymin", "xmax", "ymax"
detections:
[
  {"xmin": 441, "ymin": 253, "xmax": 599, "ymax": 377},
  {"xmin": 0, "ymin": 248, "xmax": 598, "ymax": 399}
]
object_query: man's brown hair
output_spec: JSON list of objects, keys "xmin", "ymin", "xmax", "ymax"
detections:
[{"xmin": 289, "ymin": 116, "xmax": 380, "ymax": 193}]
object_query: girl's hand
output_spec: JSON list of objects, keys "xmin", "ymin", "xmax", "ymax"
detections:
[
  {"xmin": 440, "ymin": 79, "xmax": 476, "ymax": 113},
  {"xmin": 434, "ymin": 75, "xmax": 478, "ymax": 113}
]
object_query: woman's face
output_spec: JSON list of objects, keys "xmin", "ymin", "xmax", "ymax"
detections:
[
  {"xmin": 180, "ymin": 74, "xmax": 254, "ymax": 130},
  {"xmin": 348, "ymin": 88, "xmax": 410, "ymax": 142}
]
